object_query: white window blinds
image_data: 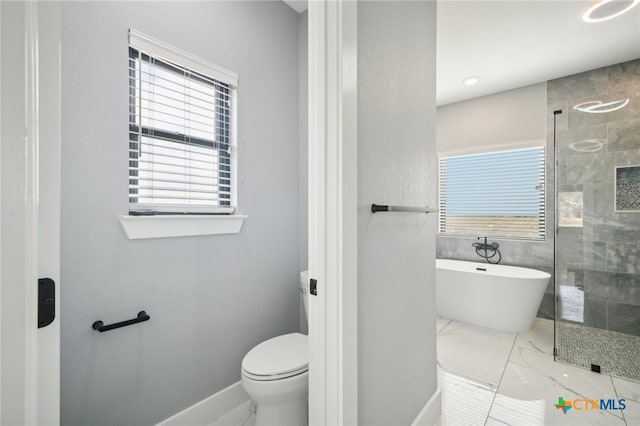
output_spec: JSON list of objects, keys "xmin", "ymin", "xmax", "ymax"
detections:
[
  {"xmin": 439, "ymin": 146, "xmax": 546, "ymax": 240},
  {"xmin": 128, "ymin": 32, "xmax": 237, "ymax": 214}
]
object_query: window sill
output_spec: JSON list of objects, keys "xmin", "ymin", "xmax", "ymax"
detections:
[{"xmin": 119, "ymin": 214, "xmax": 246, "ymax": 240}]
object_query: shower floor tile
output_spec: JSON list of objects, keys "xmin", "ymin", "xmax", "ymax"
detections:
[{"xmin": 556, "ymin": 322, "xmax": 640, "ymax": 382}]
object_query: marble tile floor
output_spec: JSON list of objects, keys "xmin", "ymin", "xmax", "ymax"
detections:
[
  {"xmin": 437, "ymin": 317, "xmax": 640, "ymax": 426},
  {"xmin": 208, "ymin": 317, "xmax": 639, "ymax": 426}
]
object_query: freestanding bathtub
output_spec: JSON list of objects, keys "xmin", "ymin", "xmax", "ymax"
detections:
[{"xmin": 436, "ymin": 259, "xmax": 551, "ymax": 333}]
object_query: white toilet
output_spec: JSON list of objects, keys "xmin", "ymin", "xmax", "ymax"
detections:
[{"xmin": 241, "ymin": 271, "xmax": 309, "ymax": 426}]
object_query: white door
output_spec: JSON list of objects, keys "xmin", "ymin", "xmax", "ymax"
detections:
[
  {"xmin": 1, "ymin": 1, "xmax": 61, "ymax": 424},
  {"xmin": 307, "ymin": 2, "xmax": 358, "ymax": 425}
]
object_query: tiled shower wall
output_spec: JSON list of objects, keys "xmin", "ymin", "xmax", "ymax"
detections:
[{"xmin": 549, "ymin": 58, "xmax": 640, "ymax": 336}]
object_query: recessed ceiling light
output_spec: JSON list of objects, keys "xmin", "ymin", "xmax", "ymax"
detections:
[
  {"xmin": 573, "ymin": 98, "xmax": 630, "ymax": 113},
  {"xmin": 462, "ymin": 76, "xmax": 479, "ymax": 86},
  {"xmin": 582, "ymin": 0, "xmax": 640, "ymax": 23}
]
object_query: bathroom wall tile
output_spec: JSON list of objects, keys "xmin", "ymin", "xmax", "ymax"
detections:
[
  {"xmin": 582, "ymin": 241, "xmax": 607, "ymax": 271},
  {"xmin": 436, "ymin": 235, "xmax": 553, "ymax": 271},
  {"xmin": 607, "ymin": 302, "xmax": 640, "ymax": 336},
  {"xmin": 608, "ymin": 59, "xmax": 640, "ymax": 94},
  {"xmin": 584, "ymin": 270, "xmax": 640, "ymax": 306},
  {"xmin": 556, "ymin": 238, "xmax": 584, "ymax": 272},
  {"xmin": 536, "ymin": 293, "xmax": 555, "ymax": 320},
  {"xmin": 608, "ymin": 118, "xmax": 640, "ymax": 152},
  {"xmin": 556, "ymin": 159, "xmax": 569, "ymax": 185},
  {"xmin": 529, "ymin": 249, "xmax": 554, "ymax": 272},
  {"xmin": 606, "ymin": 241, "xmax": 640, "ymax": 274},
  {"xmin": 583, "ymin": 182, "xmax": 607, "ymax": 220},
  {"xmin": 557, "ymin": 184, "xmax": 583, "ymax": 193},
  {"xmin": 582, "ymin": 297, "xmax": 607, "ymax": 329},
  {"xmin": 584, "ymin": 203, "xmax": 640, "ymax": 242},
  {"xmin": 611, "ymin": 149, "xmax": 640, "ymax": 172},
  {"xmin": 556, "ymin": 225, "xmax": 583, "ymax": 241},
  {"xmin": 435, "ymin": 236, "xmax": 480, "ymax": 263},
  {"xmin": 557, "ymin": 124, "xmax": 608, "ymax": 156},
  {"xmin": 547, "ymin": 67, "xmax": 608, "ymax": 105},
  {"xmin": 565, "ymin": 152, "xmax": 610, "ymax": 185}
]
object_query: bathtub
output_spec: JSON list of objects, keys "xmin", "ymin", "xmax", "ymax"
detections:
[{"xmin": 436, "ymin": 259, "xmax": 551, "ymax": 333}]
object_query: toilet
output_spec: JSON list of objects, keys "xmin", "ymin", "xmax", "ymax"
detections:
[{"xmin": 241, "ymin": 271, "xmax": 309, "ymax": 426}]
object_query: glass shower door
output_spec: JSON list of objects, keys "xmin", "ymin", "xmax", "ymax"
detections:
[{"xmin": 551, "ymin": 59, "xmax": 640, "ymax": 382}]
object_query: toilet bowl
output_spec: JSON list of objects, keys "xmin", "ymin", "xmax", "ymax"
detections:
[{"xmin": 241, "ymin": 271, "xmax": 309, "ymax": 426}]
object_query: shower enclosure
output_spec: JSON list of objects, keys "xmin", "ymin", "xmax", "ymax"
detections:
[{"xmin": 551, "ymin": 59, "xmax": 640, "ymax": 381}]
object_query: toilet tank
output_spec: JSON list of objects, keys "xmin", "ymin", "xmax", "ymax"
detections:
[{"xmin": 300, "ymin": 270, "xmax": 309, "ymax": 321}]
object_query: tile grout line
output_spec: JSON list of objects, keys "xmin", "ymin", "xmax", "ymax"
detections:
[
  {"xmin": 483, "ymin": 331, "xmax": 518, "ymax": 426},
  {"xmin": 610, "ymin": 374, "xmax": 629, "ymax": 426}
]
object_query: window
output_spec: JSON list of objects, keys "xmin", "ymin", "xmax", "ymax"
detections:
[
  {"xmin": 438, "ymin": 146, "xmax": 545, "ymax": 240},
  {"xmin": 128, "ymin": 30, "xmax": 237, "ymax": 215}
]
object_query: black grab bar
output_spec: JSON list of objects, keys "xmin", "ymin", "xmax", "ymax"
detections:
[{"xmin": 92, "ymin": 311, "xmax": 150, "ymax": 333}]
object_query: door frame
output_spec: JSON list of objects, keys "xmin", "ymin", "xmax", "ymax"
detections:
[
  {"xmin": 0, "ymin": 1, "xmax": 61, "ymax": 424},
  {"xmin": 308, "ymin": 1, "xmax": 358, "ymax": 425}
]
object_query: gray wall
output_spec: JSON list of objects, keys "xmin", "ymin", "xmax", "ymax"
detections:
[
  {"xmin": 60, "ymin": 2, "xmax": 302, "ymax": 425},
  {"xmin": 357, "ymin": 2, "xmax": 438, "ymax": 424},
  {"xmin": 437, "ymin": 83, "xmax": 546, "ymax": 153},
  {"xmin": 435, "ymin": 83, "xmax": 556, "ymax": 318},
  {"xmin": 550, "ymin": 59, "xmax": 640, "ymax": 335}
]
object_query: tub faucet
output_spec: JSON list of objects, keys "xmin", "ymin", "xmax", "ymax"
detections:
[{"xmin": 472, "ymin": 236, "xmax": 501, "ymax": 264}]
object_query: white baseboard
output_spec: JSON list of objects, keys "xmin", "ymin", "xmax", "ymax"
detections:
[
  {"xmin": 156, "ymin": 381, "xmax": 250, "ymax": 426},
  {"xmin": 411, "ymin": 389, "xmax": 441, "ymax": 426}
]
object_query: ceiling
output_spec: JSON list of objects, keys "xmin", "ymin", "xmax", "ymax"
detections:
[
  {"xmin": 438, "ymin": 0, "xmax": 640, "ymax": 105},
  {"xmin": 283, "ymin": 1, "xmax": 640, "ymax": 106}
]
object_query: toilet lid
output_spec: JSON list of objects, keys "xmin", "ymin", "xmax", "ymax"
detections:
[{"xmin": 242, "ymin": 333, "xmax": 308, "ymax": 379}]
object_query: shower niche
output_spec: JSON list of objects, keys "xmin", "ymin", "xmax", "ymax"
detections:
[
  {"xmin": 550, "ymin": 58, "xmax": 640, "ymax": 382},
  {"xmin": 615, "ymin": 165, "xmax": 640, "ymax": 212}
]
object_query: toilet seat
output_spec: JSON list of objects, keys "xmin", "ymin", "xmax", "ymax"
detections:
[{"xmin": 242, "ymin": 333, "xmax": 308, "ymax": 381}]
